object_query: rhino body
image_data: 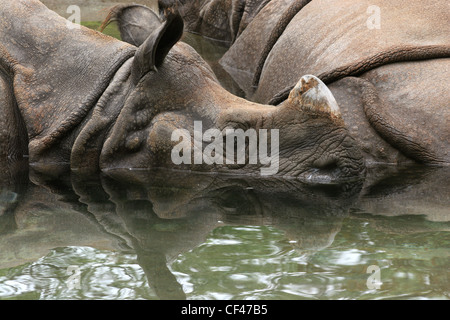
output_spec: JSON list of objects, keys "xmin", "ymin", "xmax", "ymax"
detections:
[
  {"xmin": 163, "ymin": 0, "xmax": 450, "ymax": 166},
  {"xmin": 0, "ymin": 0, "xmax": 367, "ymax": 185},
  {"xmin": 158, "ymin": 0, "xmax": 273, "ymax": 44},
  {"xmin": 220, "ymin": 0, "xmax": 450, "ymax": 166}
]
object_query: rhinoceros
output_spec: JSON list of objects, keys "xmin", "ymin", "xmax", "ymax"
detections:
[
  {"xmin": 157, "ymin": 0, "xmax": 273, "ymax": 44},
  {"xmin": 161, "ymin": 0, "xmax": 450, "ymax": 166},
  {"xmin": 0, "ymin": 0, "xmax": 365, "ymax": 184}
]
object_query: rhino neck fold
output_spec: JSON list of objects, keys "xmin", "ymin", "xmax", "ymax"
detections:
[
  {"xmin": 0, "ymin": 0, "xmax": 136, "ymax": 169},
  {"xmin": 71, "ymin": 58, "xmax": 135, "ymax": 172},
  {"xmin": 268, "ymin": 45, "xmax": 450, "ymax": 105}
]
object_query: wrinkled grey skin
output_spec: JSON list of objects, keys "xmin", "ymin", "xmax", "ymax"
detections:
[
  {"xmin": 1, "ymin": 165, "xmax": 449, "ymax": 299},
  {"xmin": 219, "ymin": 0, "xmax": 450, "ymax": 166},
  {"xmin": 163, "ymin": 0, "xmax": 450, "ymax": 167},
  {"xmin": 0, "ymin": 0, "xmax": 366, "ymax": 185},
  {"xmin": 158, "ymin": 0, "xmax": 272, "ymax": 43}
]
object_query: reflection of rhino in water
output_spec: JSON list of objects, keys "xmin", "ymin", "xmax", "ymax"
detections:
[
  {"xmin": 0, "ymin": 164, "xmax": 357, "ymax": 299},
  {"xmin": 1, "ymin": 163, "xmax": 449, "ymax": 299}
]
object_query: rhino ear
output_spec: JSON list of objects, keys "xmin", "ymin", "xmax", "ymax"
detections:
[
  {"xmin": 101, "ymin": 4, "xmax": 162, "ymax": 47},
  {"xmin": 131, "ymin": 11, "xmax": 184, "ymax": 84},
  {"xmin": 286, "ymin": 75, "xmax": 342, "ymax": 118}
]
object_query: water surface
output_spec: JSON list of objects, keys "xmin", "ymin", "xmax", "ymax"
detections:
[{"xmin": 0, "ymin": 165, "xmax": 448, "ymax": 300}]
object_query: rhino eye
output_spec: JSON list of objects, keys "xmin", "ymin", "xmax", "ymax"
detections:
[{"xmin": 222, "ymin": 121, "xmax": 249, "ymax": 132}]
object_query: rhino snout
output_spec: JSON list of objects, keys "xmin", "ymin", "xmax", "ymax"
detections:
[{"xmin": 304, "ymin": 136, "xmax": 366, "ymax": 184}]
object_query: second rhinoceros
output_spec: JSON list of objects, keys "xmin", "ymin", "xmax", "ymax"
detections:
[
  {"xmin": 160, "ymin": 0, "xmax": 450, "ymax": 167},
  {"xmin": 220, "ymin": 0, "xmax": 450, "ymax": 166},
  {"xmin": 2, "ymin": 0, "xmax": 366, "ymax": 184}
]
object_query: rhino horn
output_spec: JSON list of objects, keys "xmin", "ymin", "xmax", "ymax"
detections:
[
  {"xmin": 131, "ymin": 11, "xmax": 184, "ymax": 84},
  {"xmin": 286, "ymin": 75, "xmax": 341, "ymax": 118}
]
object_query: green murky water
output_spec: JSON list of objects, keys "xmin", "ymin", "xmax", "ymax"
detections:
[{"xmin": 0, "ymin": 165, "xmax": 449, "ymax": 300}]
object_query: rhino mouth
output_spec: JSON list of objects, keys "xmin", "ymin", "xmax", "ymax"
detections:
[
  {"xmin": 297, "ymin": 151, "xmax": 365, "ymax": 185},
  {"xmin": 299, "ymin": 168, "xmax": 364, "ymax": 185}
]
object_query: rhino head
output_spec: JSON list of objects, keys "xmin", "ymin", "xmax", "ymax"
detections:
[{"xmin": 94, "ymin": 6, "xmax": 365, "ymax": 184}]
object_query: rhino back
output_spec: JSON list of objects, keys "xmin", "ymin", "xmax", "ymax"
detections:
[{"xmin": 253, "ymin": 0, "xmax": 450, "ymax": 103}]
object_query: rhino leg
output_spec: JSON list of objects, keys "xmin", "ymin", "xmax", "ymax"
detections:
[
  {"xmin": 328, "ymin": 77, "xmax": 411, "ymax": 166},
  {"xmin": 330, "ymin": 59, "xmax": 449, "ymax": 166},
  {"xmin": 360, "ymin": 59, "xmax": 449, "ymax": 165},
  {"xmin": 0, "ymin": 68, "xmax": 28, "ymax": 162}
]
